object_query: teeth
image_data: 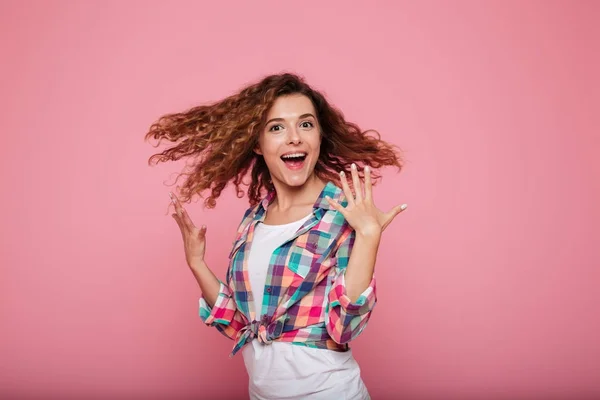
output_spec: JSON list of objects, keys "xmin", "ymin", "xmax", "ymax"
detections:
[{"xmin": 281, "ymin": 153, "xmax": 307, "ymax": 159}]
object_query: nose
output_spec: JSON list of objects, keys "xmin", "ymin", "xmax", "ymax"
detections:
[{"xmin": 287, "ymin": 127, "xmax": 301, "ymax": 145}]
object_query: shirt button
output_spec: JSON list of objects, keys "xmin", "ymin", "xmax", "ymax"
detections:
[{"xmin": 266, "ymin": 287, "xmax": 272, "ymax": 293}]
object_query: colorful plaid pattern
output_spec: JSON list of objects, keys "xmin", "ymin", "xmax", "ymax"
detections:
[{"xmin": 199, "ymin": 181, "xmax": 377, "ymax": 357}]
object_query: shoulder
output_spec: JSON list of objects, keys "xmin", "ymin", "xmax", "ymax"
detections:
[{"xmin": 235, "ymin": 202, "xmax": 260, "ymax": 233}]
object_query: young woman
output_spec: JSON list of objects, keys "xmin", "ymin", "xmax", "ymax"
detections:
[{"xmin": 146, "ymin": 73, "xmax": 407, "ymax": 399}]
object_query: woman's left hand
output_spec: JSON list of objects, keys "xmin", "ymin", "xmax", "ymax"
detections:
[{"xmin": 325, "ymin": 163, "xmax": 407, "ymax": 237}]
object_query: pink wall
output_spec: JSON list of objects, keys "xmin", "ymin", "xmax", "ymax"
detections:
[{"xmin": 1, "ymin": 1, "xmax": 598, "ymax": 398}]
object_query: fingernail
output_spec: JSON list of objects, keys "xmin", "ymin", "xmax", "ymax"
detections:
[
  {"xmin": 401, "ymin": 204, "xmax": 408, "ymax": 210},
  {"xmin": 340, "ymin": 171, "xmax": 345, "ymax": 176},
  {"xmin": 168, "ymin": 192, "xmax": 173, "ymax": 198},
  {"xmin": 351, "ymin": 163, "xmax": 356, "ymax": 170},
  {"xmin": 365, "ymin": 166, "xmax": 370, "ymax": 173}
]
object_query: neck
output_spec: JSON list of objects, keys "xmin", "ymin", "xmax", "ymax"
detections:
[{"xmin": 270, "ymin": 174, "xmax": 326, "ymax": 211}]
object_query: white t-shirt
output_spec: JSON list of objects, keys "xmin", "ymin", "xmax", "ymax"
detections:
[{"xmin": 242, "ymin": 214, "xmax": 370, "ymax": 400}]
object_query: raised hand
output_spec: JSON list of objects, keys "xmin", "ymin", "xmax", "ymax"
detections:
[
  {"xmin": 169, "ymin": 192, "xmax": 207, "ymax": 270},
  {"xmin": 325, "ymin": 163, "xmax": 407, "ymax": 237}
]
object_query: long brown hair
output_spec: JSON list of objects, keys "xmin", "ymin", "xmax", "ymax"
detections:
[{"xmin": 145, "ymin": 73, "xmax": 403, "ymax": 208}]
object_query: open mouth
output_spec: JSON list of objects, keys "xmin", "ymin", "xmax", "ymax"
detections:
[{"xmin": 280, "ymin": 152, "xmax": 307, "ymax": 170}]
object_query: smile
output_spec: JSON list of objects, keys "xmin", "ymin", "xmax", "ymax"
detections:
[{"xmin": 280, "ymin": 152, "xmax": 307, "ymax": 170}]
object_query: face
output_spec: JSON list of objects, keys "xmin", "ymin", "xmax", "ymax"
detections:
[{"xmin": 255, "ymin": 94, "xmax": 321, "ymax": 189}]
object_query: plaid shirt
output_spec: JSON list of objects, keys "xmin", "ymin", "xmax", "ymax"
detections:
[{"xmin": 199, "ymin": 181, "xmax": 377, "ymax": 357}]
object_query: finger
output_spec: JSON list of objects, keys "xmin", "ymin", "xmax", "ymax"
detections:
[
  {"xmin": 172, "ymin": 213, "xmax": 185, "ymax": 234},
  {"xmin": 364, "ymin": 165, "xmax": 373, "ymax": 202},
  {"xmin": 350, "ymin": 163, "xmax": 363, "ymax": 202},
  {"xmin": 169, "ymin": 192, "xmax": 196, "ymax": 231},
  {"xmin": 325, "ymin": 196, "xmax": 347, "ymax": 217},
  {"xmin": 339, "ymin": 170, "xmax": 355, "ymax": 206},
  {"xmin": 381, "ymin": 204, "xmax": 407, "ymax": 231},
  {"xmin": 386, "ymin": 203, "xmax": 408, "ymax": 221},
  {"xmin": 198, "ymin": 224, "xmax": 207, "ymax": 240},
  {"xmin": 169, "ymin": 191, "xmax": 181, "ymax": 211},
  {"xmin": 180, "ymin": 207, "xmax": 197, "ymax": 231},
  {"xmin": 169, "ymin": 192, "xmax": 185, "ymax": 218},
  {"xmin": 172, "ymin": 202, "xmax": 188, "ymax": 232}
]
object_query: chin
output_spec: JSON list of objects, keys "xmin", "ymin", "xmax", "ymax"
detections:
[
  {"xmin": 275, "ymin": 168, "xmax": 316, "ymax": 188},
  {"xmin": 283, "ymin": 175, "xmax": 310, "ymax": 187}
]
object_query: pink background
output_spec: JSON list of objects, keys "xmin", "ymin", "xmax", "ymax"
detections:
[{"xmin": 1, "ymin": 1, "xmax": 598, "ymax": 399}]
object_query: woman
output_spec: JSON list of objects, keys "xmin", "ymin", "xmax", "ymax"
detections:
[{"xmin": 145, "ymin": 73, "xmax": 407, "ymax": 399}]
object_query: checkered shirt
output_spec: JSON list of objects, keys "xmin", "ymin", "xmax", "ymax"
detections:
[{"xmin": 199, "ymin": 181, "xmax": 377, "ymax": 357}]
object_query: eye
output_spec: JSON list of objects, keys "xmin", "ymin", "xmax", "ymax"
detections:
[
  {"xmin": 269, "ymin": 124, "xmax": 284, "ymax": 132},
  {"xmin": 300, "ymin": 121, "xmax": 314, "ymax": 129}
]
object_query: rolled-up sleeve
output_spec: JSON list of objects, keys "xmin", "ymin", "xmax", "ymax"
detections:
[
  {"xmin": 326, "ymin": 230, "xmax": 377, "ymax": 344},
  {"xmin": 199, "ymin": 281, "xmax": 247, "ymax": 341}
]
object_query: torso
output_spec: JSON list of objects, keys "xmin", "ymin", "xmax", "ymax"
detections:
[{"xmin": 244, "ymin": 217, "xmax": 369, "ymax": 400}]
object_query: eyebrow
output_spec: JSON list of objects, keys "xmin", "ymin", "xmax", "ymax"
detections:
[{"xmin": 265, "ymin": 113, "xmax": 316, "ymax": 125}]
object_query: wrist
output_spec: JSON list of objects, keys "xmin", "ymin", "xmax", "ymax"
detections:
[
  {"xmin": 354, "ymin": 231, "xmax": 382, "ymax": 252},
  {"xmin": 355, "ymin": 226, "xmax": 382, "ymax": 242}
]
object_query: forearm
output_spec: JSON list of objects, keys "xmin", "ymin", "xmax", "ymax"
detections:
[
  {"xmin": 343, "ymin": 231, "xmax": 381, "ymax": 302},
  {"xmin": 190, "ymin": 261, "xmax": 221, "ymax": 308}
]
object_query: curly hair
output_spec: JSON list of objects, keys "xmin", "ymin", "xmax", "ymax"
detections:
[{"xmin": 145, "ymin": 72, "xmax": 403, "ymax": 208}]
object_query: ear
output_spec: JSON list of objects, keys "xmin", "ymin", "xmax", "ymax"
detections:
[{"xmin": 253, "ymin": 144, "xmax": 263, "ymax": 155}]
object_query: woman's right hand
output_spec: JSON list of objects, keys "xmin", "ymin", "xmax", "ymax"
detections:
[{"xmin": 170, "ymin": 192, "xmax": 207, "ymax": 271}]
